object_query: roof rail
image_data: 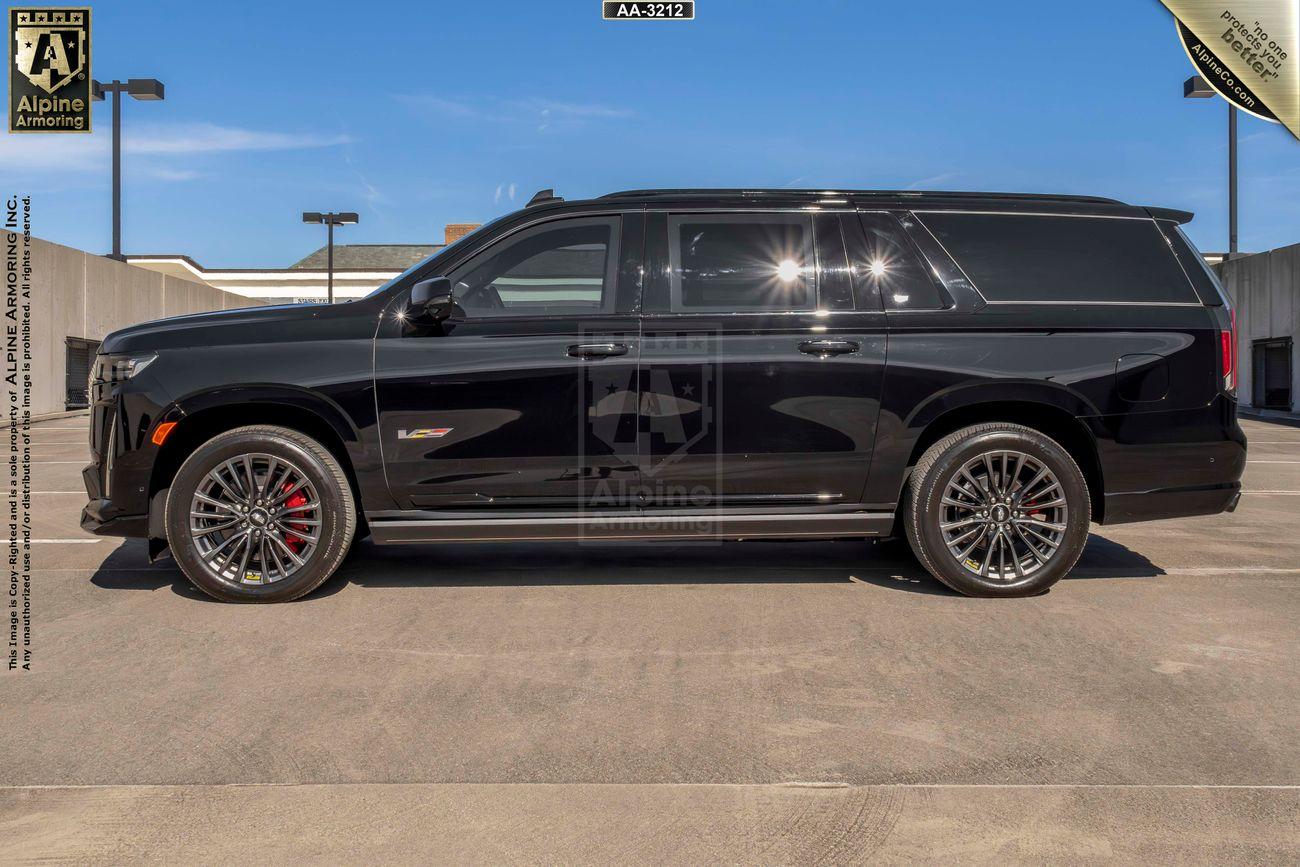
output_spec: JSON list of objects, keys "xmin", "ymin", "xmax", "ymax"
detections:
[
  {"xmin": 527, "ymin": 188, "xmax": 564, "ymax": 207},
  {"xmin": 599, "ymin": 188, "xmax": 1124, "ymax": 205}
]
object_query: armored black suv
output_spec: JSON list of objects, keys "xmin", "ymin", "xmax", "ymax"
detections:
[{"xmin": 82, "ymin": 189, "xmax": 1245, "ymax": 602}]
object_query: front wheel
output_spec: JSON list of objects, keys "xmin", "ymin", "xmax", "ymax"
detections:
[
  {"xmin": 165, "ymin": 425, "xmax": 356, "ymax": 603},
  {"xmin": 903, "ymin": 423, "xmax": 1090, "ymax": 597}
]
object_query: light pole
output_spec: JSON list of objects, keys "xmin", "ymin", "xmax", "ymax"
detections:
[
  {"xmin": 90, "ymin": 79, "xmax": 165, "ymax": 261},
  {"xmin": 1183, "ymin": 75, "xmax": 1237, "ymax": 256},
  {"xmin": 302, "ymin": 212, "xmax": 359, "ymax": 303}
]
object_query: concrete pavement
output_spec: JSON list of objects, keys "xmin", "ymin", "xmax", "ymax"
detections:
[{"xmin": 2, "ymin": 417, "xmax": 1297, "ymax": 863}]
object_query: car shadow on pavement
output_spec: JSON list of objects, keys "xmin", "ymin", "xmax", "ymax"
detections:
[{"xmin": 89, "ymin": 533, "xmax": 1164, "ymax": 602}]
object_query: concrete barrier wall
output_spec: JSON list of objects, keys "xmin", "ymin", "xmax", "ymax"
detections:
[
  {"xmin": 29, "ymin": 237, "xmax": 265, "ymax": 419},
  {"xmin": 1215, "ymin": 243, "xmax": 1300, "ymax": 411}
]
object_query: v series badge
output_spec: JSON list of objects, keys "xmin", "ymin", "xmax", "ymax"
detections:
[{"xmin": 398, "ymin": 428, "xmax": 453, "ymax": 439}]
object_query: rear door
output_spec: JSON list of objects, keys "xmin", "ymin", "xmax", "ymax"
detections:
[
  {"xmin": 374, "ymin": 212, "xmax": 643, "ymax": 511},
  {"xmin": 637, "ymin": 209, "xmax": 886, "ymax": 508}
]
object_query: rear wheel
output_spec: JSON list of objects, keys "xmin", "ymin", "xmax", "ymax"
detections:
[
  {"xmin": 165, "ymin": 425, "xmax": 355, "ymax": 603},
  {"xmin": 903, "ymin": 423, "xmax": 1090, "ymax": 597}
]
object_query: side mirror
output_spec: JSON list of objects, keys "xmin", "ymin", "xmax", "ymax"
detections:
[{"xmin": 408, "ymin": 276, "xmax": 461, "ymax": 322}]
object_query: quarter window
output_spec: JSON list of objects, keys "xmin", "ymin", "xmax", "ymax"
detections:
[
  {"xmin": 855, "ymin": 213, "xmax": 947, "ymax": 310},
  {"xmin": 917, "ymin": 213, "xmax": 1197, "ymax": 304},
  {"xmin": 450, "ymin": 217, "xmax": 617, "ymax": 317},
  {"xmin": 669, "ymin": 214, "xmax": 815, "ymax": 312}
]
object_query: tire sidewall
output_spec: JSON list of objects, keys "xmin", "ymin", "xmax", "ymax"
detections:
[
  {"xmin": 915, "ymin": 429, "xmax": 1089, "ymax": 597},
  {"xmin": 166, "ymin": 430, "xmax": 350, "ymax": 603}
]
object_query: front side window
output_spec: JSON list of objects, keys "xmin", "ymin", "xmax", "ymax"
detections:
[
  {"xmin": 668, "ymin": 214, "xmax": 815, "ymax": 312},
  {"xmin": 449, "ymin": 217, "xmax": 617, "ymax": 317}
]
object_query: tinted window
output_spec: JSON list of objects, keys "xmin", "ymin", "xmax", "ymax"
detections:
[
  {"xmin": 451, "ymin": 218, "xmax": 616, "ymax": 317},
  {"xmin": 669, "ymin": 214, "xmax": 814, "ymax": 312},
  {"xmin": 918, "ymin": 213, "xmax": 1197, "ymax": 303},
  {"xmin": 855, "ymin": 213, "xmax": 947, "ymax": 310}
]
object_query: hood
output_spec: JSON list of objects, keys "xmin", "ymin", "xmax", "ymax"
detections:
[{"xmin": 99, "ymin": 299, "xmax": 382, "ymax": 355}]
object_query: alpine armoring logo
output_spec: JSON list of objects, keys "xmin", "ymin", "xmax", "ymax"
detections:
[{"xmin": 9, "ymin": 7, "xmax": 92, "ymax": 133}]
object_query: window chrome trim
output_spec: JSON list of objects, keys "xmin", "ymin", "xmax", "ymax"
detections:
[
  {"xmin": 911, "ymin": 211, "xmax": 1205, "ymax": 308},
  {"xmin": 981, "ymin": 300, "xmax": 1204, "ymax": 307},
  {"xmin": 905, "ymin": 212, "xmax": 989, "ymax": 306}
]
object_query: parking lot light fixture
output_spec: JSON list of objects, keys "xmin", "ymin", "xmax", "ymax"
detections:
[
  {"xmin": 1182, "ymin": 75, "xmax": 1237, "ymax": 255},
  {"xmin": 91, "ymin": 78, "xmax": 166, "ymax": 261},
  {"xmin": 302, "ymin": 211, "xmax": 360, "ymax": 304}
]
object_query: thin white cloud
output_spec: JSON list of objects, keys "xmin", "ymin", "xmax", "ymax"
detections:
[
  {"xmin": 142, "ymin": 166, "xmax": 200, "ymax": 181},
  {"xmin": 126, "ymin": 122, "xmax": 351, "ymax": 154},
  {"xmin": 508, "ymin": 182, "xmax": 517, "ymax": 201},
  {"xmin": 494, "ymin": 182, "xmax": 504, "ymax": 204},
  {"xmin": 0, "ymin": 122, "xmax": 351, "ymax": 173},
  {"xmin": 906, "ymin": 172, "xmax": 960, "ymax": 190},
  {"xmin": 397, "ymin": 94, "xmax": 633, "ymax": 128}
]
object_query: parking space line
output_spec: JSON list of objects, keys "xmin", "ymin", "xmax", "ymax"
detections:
[
  {"xmin": 5, "ymin": 539, "xmax": 100, "ymax": 544},
  {"xmin": 1247, "ymin": 460, "xmax": 1300, "ymax": 464}
]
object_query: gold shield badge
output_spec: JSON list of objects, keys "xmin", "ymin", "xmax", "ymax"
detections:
[
  {"xmin": 14, "ymin": 9, "xmax": 85, "ymax": 92},
  {"xmin": 9, "ymin": 7, "xmax": 92, "ymax": 132}
]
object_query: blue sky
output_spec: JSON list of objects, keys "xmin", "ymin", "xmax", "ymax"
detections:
[{"xmin": 2, "ymin": 0, "xmax": 1297, "ymax": 266}]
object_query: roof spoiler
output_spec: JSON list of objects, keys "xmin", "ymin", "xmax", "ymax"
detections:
[
  {"xmin": 1145, "ymin": 206, "xmax": 1194, "ymax": 224},
  {"xmin": 527, "ymin": 188, "xmax": 564, "ymax": 207}
]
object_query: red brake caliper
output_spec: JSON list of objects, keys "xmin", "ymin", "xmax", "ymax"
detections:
[{"xmin": 281, "ymin": 483, "xmax": 310, "ymax": 554}]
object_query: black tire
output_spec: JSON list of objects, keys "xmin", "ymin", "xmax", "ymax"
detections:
[
  {"xmin": 903, "ymin": 423, "xmax": 1090, "ymax": 597},
  {"xmin": 165, "ymin": 425, "xmax": 356, "ymax": 603}
]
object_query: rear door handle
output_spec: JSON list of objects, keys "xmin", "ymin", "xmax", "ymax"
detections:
[
  {"xmin": 799, "ymin": 339, "xmax": 859, "ymax": 356},
  {"xmin": 567, "ymin": 343, "xmax": 630, "ymax": 359}
]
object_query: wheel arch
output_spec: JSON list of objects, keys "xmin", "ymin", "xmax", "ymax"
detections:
[
  {"xmin": 149, "ymin": 387, "xmax": 367, "ymax": 531},
  {"xmin": 905, "ymin": 398, "xmax": 1104, "ymax": 522}
]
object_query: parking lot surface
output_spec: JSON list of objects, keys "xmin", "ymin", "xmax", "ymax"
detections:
[{"xmin": 2, "ymin": 416, "xmax": 1298, "ymax": 863}]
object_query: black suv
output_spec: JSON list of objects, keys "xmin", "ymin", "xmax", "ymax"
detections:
[{"xmin": 82, "ymin": 189, "xmax": 1245, "ymax": 601}]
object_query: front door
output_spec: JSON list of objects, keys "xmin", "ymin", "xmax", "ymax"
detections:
[
  {"xmin": 374, "ymin": 213, "xmax": 643, "ymax": 511},
  {"xmin": 637, "ymin": 210, "xmax": 886, "ymax": 509}
]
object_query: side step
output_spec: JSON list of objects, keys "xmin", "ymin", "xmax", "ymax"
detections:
[{"xmin": 368, "ymin": 511, "xmax": 895, "ymax": 544}]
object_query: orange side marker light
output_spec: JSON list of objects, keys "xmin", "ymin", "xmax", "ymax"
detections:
[{"xmin": 151, "ymin": 421, "xmax": 178, "ymax": 446}]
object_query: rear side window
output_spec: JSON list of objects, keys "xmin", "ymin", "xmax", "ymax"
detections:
[
  {"xmin": 917, "ymin": 213, "xmax": 1197, "ymax": 304},
  {"xmin": 668, "ymin": 214, "xmax": 815, "ymax": 312}
]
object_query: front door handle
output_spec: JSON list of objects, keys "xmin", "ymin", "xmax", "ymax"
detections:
[
  {"xmin": 798, "ymin": 339, "xmax": 859, "ymax": 357},
  {"xmin": 567, "ymin": 343, "xmax": 630, "ymax": 359}
]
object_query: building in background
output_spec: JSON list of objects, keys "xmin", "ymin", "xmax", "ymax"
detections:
[
  {"xmin": 1216, "ymin": 243, "xmax": 1299, "ymax": 416},
  {"xmin": 30, "ymin": 237, "xmax": 266, "ymax": 418},
  {"xmin": 127, "ymin": 223, "xmax": 480, "ymax": 305}
]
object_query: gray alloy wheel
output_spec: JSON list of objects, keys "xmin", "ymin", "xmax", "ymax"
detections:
[
  {"xmin": 904, "ymin": 423, "xmax": 1090, "ymax": 597},
  {"xmin": 166, "ymin": 425, "xmax": 355, "ymax": 603},
  {"xmin": 188, "ymin": 453, "xmax": 322, "ymax": 586},
  {"xmin": 938, "ymin": 450, "xmax": 1068, "ymax": 582}
]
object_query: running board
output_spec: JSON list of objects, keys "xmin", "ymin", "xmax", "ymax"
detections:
[{"xmin": 368, "ymin": 511, "xmax": 895, "ymax": 544}]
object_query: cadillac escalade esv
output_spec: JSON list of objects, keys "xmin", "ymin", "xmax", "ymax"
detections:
[{"xmin": 81, "ymin": 188, "xmax": 1246, "ymax": 601}]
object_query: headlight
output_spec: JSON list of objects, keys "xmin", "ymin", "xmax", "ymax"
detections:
[{"xmin": 94, "ymin": 353, "xmax": 158, "ymax": 384}]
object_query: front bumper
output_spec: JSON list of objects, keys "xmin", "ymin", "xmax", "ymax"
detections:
[{"xmin": 80, "ymin": 462, "xmax": 150, "ymax": 537}]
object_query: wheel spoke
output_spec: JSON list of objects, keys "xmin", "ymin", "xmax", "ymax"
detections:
[
  {"xmin": 268, "ymin": 533, "xmax": 306, "ymax": 567},
  {"xmin": 979, "ymin": 531, "xmax": 999, "ymax": 576},
  {"xmin": 1019, "ymin": 517, "xmax": 1066, "ymax": 532},
  {"xmin": 1013, "ymin": 524, "xmax": 1048, "ymax": 564},
  {"xmin": 234, "ymin": 534, "xmax": 253, "ymax": 581},
  {"xmin": 193, "ymin": 520, "xmax": 239, "ymax": 537},
  {"xmin": 1021, "ymin": 523, "xmax": 1062, "ymax": 550}
]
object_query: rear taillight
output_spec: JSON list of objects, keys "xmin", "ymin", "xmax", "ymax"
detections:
[{"xmin": 1220, "ymin": 308, "xmax": 1237, "ymax": 393}]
